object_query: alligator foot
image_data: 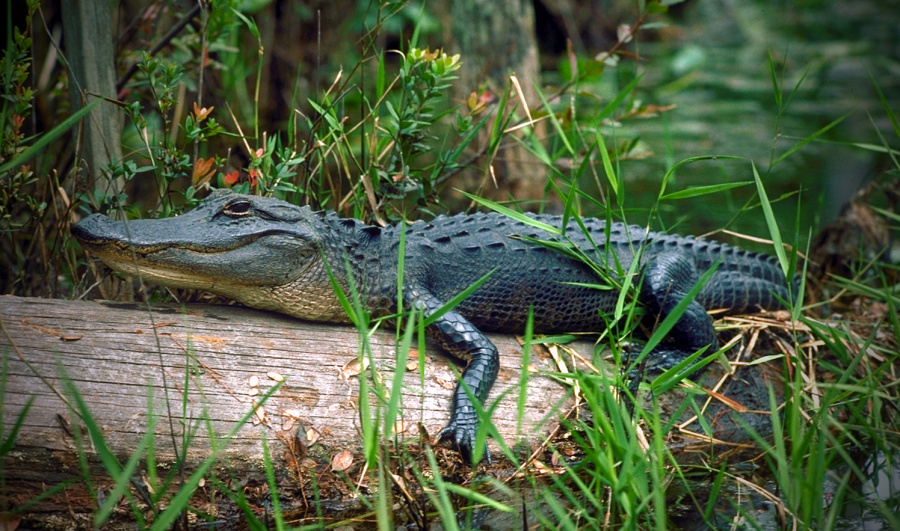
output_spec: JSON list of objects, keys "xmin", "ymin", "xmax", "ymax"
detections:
[
  {"xmin": 436, "ymin": 407, "xmax": 491, "ymax": 465},
  {"xmin": 624, "ymin": 345, "xmax": 714, "ymax": 385},
  {"xmin": 623, "ymin": 345, "xmax": 712, "ymax": 417}
]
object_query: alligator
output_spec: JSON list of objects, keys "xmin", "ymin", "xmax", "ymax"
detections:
[{"xmin": 72, "ymin": 190, "xmax": 796, "ymax": 463}]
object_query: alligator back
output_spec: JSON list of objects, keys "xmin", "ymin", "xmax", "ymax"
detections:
[{"xmin": 377, "ymin": 211, "xmax": 791, "ymax": 335}]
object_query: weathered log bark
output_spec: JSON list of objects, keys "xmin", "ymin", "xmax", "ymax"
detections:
[
  {"xmin": 0, "ymin": 293, "xmax": 579, "ymax": 455},
  {"xmin": 0, "ymin": 295, "xmax": 780, "ymax": 525},
  {"xmin": 0, "ymin": 295, "xmax": 582, "ymax": 515}
]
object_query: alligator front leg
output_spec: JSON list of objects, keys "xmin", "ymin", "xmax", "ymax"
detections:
[{"xmin": 407, "ymin": 290, "xmax": 499, "ymax": 464}]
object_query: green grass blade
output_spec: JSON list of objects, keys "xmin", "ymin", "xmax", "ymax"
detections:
[
  {"xmin": 61, "ymin": 373, "xmax": 145, "ymax": 525},
  {"xmin": 261, "ymin": 435, "xmax": 286, "ymax": 531},
  {"xmin": 323, "ymin": 254, "xmax": 359, "ymax": 327},
  {"xmin": 148, "ymin": 459, "xmax": 217, "ymax": 531},
  {"xmin": 772, "ymin": 111, "xmax": 851, "ymax": 166},
  {"xmin": 533, "ymin": 82, "xmax": 575, "ymax": 156},
  {"xmin": 385, "ymin": 311, "xmax": 415, "ymax": 437},
  {"xmin": 375, "ymin": 456, "xmax": 393, "ymax": 531},
  {"xmin": 657, "ymin": 156, "xmax": 743, "ymax": 200},
  {"xmin": 0, "ymin": 396, "xmax": 33, "ymax": 455},
  {"xmin": 660, "ymin": 180, "xmax": 750, "ymax": 201},
  {"xmin": 0, "ymin": 98, "xmax": 101, "ymax": 174},
  {"xmin": 95, "ymin": 413, "xmax": 157, "ymax": 525},
  {"xmin": 418, "ymin": 449, "xmax": 461, "ymax": 531},
  {"xmin": 149, "ymin": 381, "xmax": 283, "ymax": 530},
  {"xmin": 597, "ymin": 74, "xmax": 642, "ymax": 121},
  {"xmin": 872, "ymin": 76, "xmax": 900, "ymax": 142},
  {"xmin": 751, "ymin": 162, "xmax": 788, "ymax": 276},
  {"xmin": 461, "ymin": 191, "xmax": 563, "ymax": 235},
  {"xmin": 767, "ymin": 48, "xmax": 782, "ymax": 108},
  {"xmin": 632, "ymin": 257, "xmax": 723, "ymax": 380},
  {"xmin": 423, "ymin": 268, "xmax": 496, "ymax": 327},
  {"xmin": 63, "ymin": 378, "xmax": 125, "ymax": 478},
  {"xmin": 517, "ymin": 308, "xmax": 534, "ymax": 439},
  {"xmin": 595, "ymin": 132, "xmax": 621, "ymax": 204},
  {"xmin": 442, "ymin": 482, "xmax": 514, "ymax": 512}
]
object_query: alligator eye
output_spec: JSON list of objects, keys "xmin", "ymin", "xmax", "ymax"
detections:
[{"xmin": 223, "ymin": 200, "xmax": 253, "ymax": 217}]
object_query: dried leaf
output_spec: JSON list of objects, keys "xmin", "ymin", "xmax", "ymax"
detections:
[
  {"xmin": 708, "ymin": 390, "xmax": 749, "ymax": 413},
  {"xmin": 252, "ymin": 402, "xmax": 267, "ymax": 425},
  {"xmin": 532, "ymin": 460, "xmax": 551, "ymax": 473},
  {"xmin": 306, "ymin": 427, "xmax": 321, "ymax": 445},
  {"xmin": 435, "ymin": 377, "xmax": 454, "ymax": 390},
  {"xmin": 331, "ymin": 450, "xmax": 353, "ymax": 471},
  {"xmin": 0, "ymin": 512, "xmax": 22, "ymax": 531},
  {"xmin": 340, "ymin": 357, "xmax": 369, "ymax": 380}
]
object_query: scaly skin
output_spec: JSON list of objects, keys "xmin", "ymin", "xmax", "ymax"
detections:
[{"xmin": 72, "ymin": 190, "xmax": 796, "ymax": 463}]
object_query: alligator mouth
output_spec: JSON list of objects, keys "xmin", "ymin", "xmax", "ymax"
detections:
[{"xmin": 96, "ymin": 252, "xmax": 220, "ymax": 289}]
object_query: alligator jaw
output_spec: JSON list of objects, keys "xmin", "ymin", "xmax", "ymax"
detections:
[{"xmin": 82, "ymin": 246, "xmax": 221, "ymax": 291}]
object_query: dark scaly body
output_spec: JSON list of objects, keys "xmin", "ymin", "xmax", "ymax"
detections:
[{"xmin": 72, "ymin": 191, "xmax": 795, "ymax": 462}]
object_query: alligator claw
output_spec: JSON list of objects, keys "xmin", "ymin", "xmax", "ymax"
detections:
[
  {"xmin": 625, "ymin": 344, "xmax": 707, "ymax": 381},
  {"xmin": 436, "ymin": 417, "xmax": 491, "ymax": 465}
]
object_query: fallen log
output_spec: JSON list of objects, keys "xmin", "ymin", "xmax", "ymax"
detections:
[
  {"xmin": 0, "ymin": 295, "xmax": 583, "ymax": 513},
  {"xmin": 0, "ymin": 294, "xmax": 781, "ymax": 525}
]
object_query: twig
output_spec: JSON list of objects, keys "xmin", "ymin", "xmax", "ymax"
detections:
[{"xmin": 115, "ymin": 4, "xmax": 202, "ymax": 93}]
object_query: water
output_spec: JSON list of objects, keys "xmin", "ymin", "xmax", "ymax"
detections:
[{"xmin": 575, "ymin": 0, "xmax": 898, "ymax": 250}]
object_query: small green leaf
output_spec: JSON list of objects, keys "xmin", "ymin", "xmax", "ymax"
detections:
[
  {"xmin": 376, "ymin": 53, "xmax": 386, "ymax": 101},
  {"xmin": 657, "ymin": 155, "xmax": 742, "ymax": 200},
  {"xmin": 231, "ymin": 8, "xmax": 260, "ymax": 38},
  {"xmin": 661, "ymin": 180, "xmax": 752, "ymax": 201},
  {"xmin": 582, "ymin": 59, "xmax": 606, "ymax": 76},
  {"xmin": 595, "ymin": 133, "xmax": 621, "ymax": 204}
]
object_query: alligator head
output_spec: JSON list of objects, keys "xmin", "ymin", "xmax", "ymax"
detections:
[{"xmin": 71, "ymin": 190, "xmax": 351, "ymax": 321}]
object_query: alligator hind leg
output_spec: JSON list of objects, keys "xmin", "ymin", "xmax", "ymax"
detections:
[
  {"xmin": 698, "ymin": 269, "xmax": 794, "ymax": 314},
  {"xmin": 636, "ymin": 251, "xmax": 719, "ymax": 375}
]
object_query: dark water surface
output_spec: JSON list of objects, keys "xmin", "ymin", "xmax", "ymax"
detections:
[{"xmin": 578, "ymin": 0, "xmax": 898, "ymax": 251}]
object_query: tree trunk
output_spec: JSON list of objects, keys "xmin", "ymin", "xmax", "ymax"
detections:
[
  {"xmin": 450, "ymin": 0, "xmax": 552, "ymax": 208},
  {"xmin": 61, "ymin": 1, "xmax": 124, "ymax": 197}
]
